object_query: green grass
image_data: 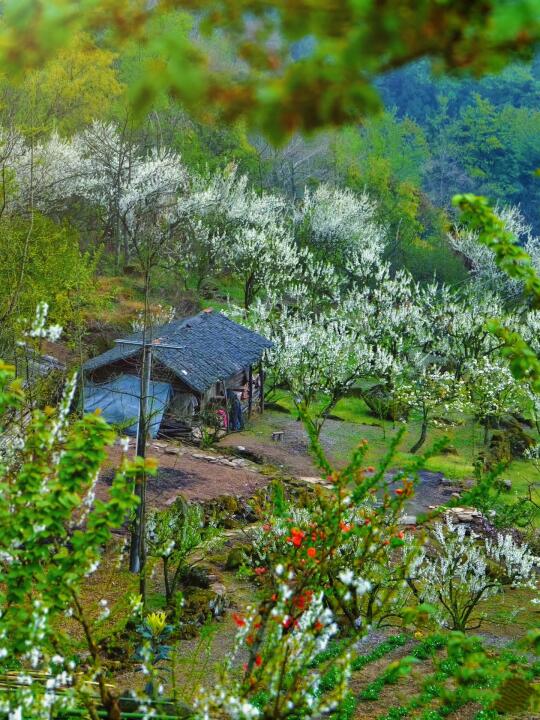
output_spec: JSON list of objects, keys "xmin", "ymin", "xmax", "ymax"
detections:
[
  {"xmin": 199, "ymin": 275, "xmax": 246, "ymax": 311},
  {"xmin": 256, "ymin": 390, "xmax": 540, "ymax": 526}
]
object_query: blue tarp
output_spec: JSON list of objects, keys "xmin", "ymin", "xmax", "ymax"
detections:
[{"xmin": 83, "ymin": 374, "xmax": 173, "ymax": 438}]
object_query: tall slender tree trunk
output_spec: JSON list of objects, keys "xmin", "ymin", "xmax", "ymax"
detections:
[{"xmin": 410, "ymin": 404, "xmax": 428, "ymax": 454}]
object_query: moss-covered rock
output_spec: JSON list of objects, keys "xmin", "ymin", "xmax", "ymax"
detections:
[
  {"xmin": 487, "ymin": 430, "xmax": 512, "ymax": 465},
  {"xmin": 440, "ymin": 444, "xmax": 458, "ymax": 456},
  {"xmin": 225, "ymin": 546, "xmax": 249, "ymax": 570},
  {"xmin": 182, "ymin": 584, "xmax": 228, "ymax": 625},
  {"xmin": 488, "ymin": 422, "xmax": 535, "ymax": 463},
  {"xmin": 503, "ymin": 420, "xmax": 535, "ymax": 457},
  {"xmin": 201, "ymin": 493, "xmax": 261, "ymax": 528},
  {"xmin": 183, "ymin": 565, "xmax": 210, "ymax": 588},
  {"xmin": 361, "ymin": 384, "xmax": 408, "ymax": 422}
]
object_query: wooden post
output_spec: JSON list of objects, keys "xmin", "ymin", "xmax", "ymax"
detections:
[
  {"xmin": 259, "ymin": 361, "xmax": 264, "ymax": 414},
  {"xmin": 248, "ymin": 365, "xmax": 253, "ymax": 418},
  {"xmin": 130, "ymin": 342, "xmax": 152, "ymax": 575}
]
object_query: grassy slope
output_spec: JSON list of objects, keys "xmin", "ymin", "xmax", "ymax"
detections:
[{"xmin": 268, "ymin": 391, "xmax": 539, "ymax": 513}]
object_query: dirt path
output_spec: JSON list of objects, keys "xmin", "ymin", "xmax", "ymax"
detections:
[
  {"xmin": 95, "ymin": 412, "xmax": 459, "ymax": 515},
  {"xmin": 218, "ymin": 412, "xmax": 353, "ymax": 476},
  {"xmin": 97, "ymin": 438, "xmax": 271, "ymax": 510},
  {"xmin": 219, "ymin": 414, "xmax": 459, "ymax": 515}
]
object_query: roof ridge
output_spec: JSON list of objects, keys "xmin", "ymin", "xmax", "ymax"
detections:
[
  {"xmin": 117, "ymin": 312, "xmax": 204, "ymax": 344},
  {"xmin": 84, "ymin": 310, "xmax": 272, "ymax": 392}
]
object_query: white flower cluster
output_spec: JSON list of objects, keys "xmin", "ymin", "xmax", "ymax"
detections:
[
  {"xmin": 449, "ymin": 204, "xmax": 540, "ymax": 299},
  {"xmin": 24, "ymin": 302, "xmax": 62, "ymax": 343},
  {"xmin": 195, "ymin": 589, "xmax": 350, "ymax": 720},
  {"xmin": 416, "ymin": 518, "xmax": 538, "ymax": 629},
  {"xmin": 131, "ymin": 304, "xmax": 176, "ymax": 332}
]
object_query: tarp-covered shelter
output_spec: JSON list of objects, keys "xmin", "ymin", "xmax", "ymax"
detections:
[
  {"xmin": 82, "ymin": 310, "xmax": 272, "ymax": 438},
  {"xmin": 83, "ymin": 375, "xmax": 172, "ymax": 438}
]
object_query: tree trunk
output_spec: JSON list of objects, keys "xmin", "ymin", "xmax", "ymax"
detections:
[{"xmin": 410, "ymin": 406, "xmax": 428, "ymax": 454}]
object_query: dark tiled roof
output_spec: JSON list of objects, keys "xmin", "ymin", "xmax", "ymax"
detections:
[{"xmin": 83, "ymin": 311, "xmax": 272, "ymax": 394}]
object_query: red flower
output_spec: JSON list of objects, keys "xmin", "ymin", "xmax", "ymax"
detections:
[
  {"xmin": 283, "ymin": 616, "xmax": 293, "ymax": 629},
  {"xmin": 289, "ymin": 528, "xmax": 305, "ymax": 547},
  {"xmin": 340, "ymin": 520, "xmax": 352, "ymax": 533},
  {"xmin": 254, "ymin": 566, "xmax": 267, "ymax": 575},
  {"xmin": 255, "ymin": 654, "xmax": 263, "ymax": 667},
  {"xmin": 307, "ymin": 547, "xmax": 317, "ymax": 558},
  {"xmin": 397, "ymin": 531, "xmax": 404, "ymax": 540},
  {"xmin": 294, "ymin": 590, "xmax": 314, "ymax": 610},
  {"xmin": 395, "ymin": 488, "xmax": 404, "ymax": 495},
  {"xmin": 232, "ymin": 612, "xmax": 246, "ymax": 627}
]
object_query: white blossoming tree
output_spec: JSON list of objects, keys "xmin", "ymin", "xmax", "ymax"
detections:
[
  {"xmin": 420, "ymin": 285, "xmax": 508, "ymax": 380},
  {"xmin": 449, "ymin": 204, "xmax": 540, "ymax": 299},
  {"xmin": 8, "ymin": 130, "xmax": 83, "ymax": 215},
  {"xmin": 296, "ymin": 184, "xmax": 386, "ymax": 277},
  {"xmin": 395, "ymin": 361, "xmax": 467, "ymax": 453},
  {"xmin": 259, "ymin": 309, "xmax": 393, "ymax": 436},
  {"xmin": 463, "ymin": 357, "xmax": 523, "ymax": 445},
  {"xmin": 176, "ymin": 165, "xmax": 289, "ymax": 294},
  {"xmin": 226, "ymin": 222, "xmax": 302, "ymax": 309},
  {"xmin": 413, "ymin": 518, "xmax": 538, "ymax": 631}
]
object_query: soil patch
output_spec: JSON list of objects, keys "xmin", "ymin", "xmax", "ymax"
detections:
[
  {"xmin": 97, "ymin": 440, "xmax": 273, "ymax": 510},
  {"xmin": 218, "ymin": 413, "xmax": 354, "ymax": 476}
]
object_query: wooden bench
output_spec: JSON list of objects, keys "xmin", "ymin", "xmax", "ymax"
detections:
[{"xmin": 271, "ymin": 431, "xmax": 284, "ymax": 442}]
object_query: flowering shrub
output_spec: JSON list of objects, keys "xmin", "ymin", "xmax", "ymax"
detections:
[
  {"xmin": 188, "ymin": 428, "xmax": 434, "ymax": 720},
  {"xmin": 251, "ymin": 497, "xmax": 420, "ymax": 630},
  {"xmin": 0, "ymin": 359, "xmax": 151, "ymax": 720},
  {"xmin": 195, "ymin": 591, "xmax": 351, "ymax": 720},
  {"xmin": 411, "ymin": 517, "xmax": 539, "ymax": 631},
  {"xmin": 146, "ymin": 495, "xmax": 221, "ymax": 605}
]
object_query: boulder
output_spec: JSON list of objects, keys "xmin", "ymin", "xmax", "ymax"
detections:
[
  {"xmin": 183, "ymin": 565, "xmax": 210, "ymax": 589},
  {"xmin": 483, "ymin": 422, "xmax": 535, "ymax": 468},
  {"xmin": 225, "ymin": 546, "xmax": 247, "ymax": 570},
  {"xmin": 440, "ymin": 444, "xmax": 458, "ymax": 456},
  {"xmin": 445, "ymin": 507, "xmax": 482, "ymax": 523},
  {"xmin": 487, "ymin": 431, "xmax": 512, "ymax": 465},
  {"xmin": 362, "ymin": 384, "xmax": 408, "ymax": 422},
  {"xmin": 182, "ymin": 585, "xmax": 228, "ymax": 624}
]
